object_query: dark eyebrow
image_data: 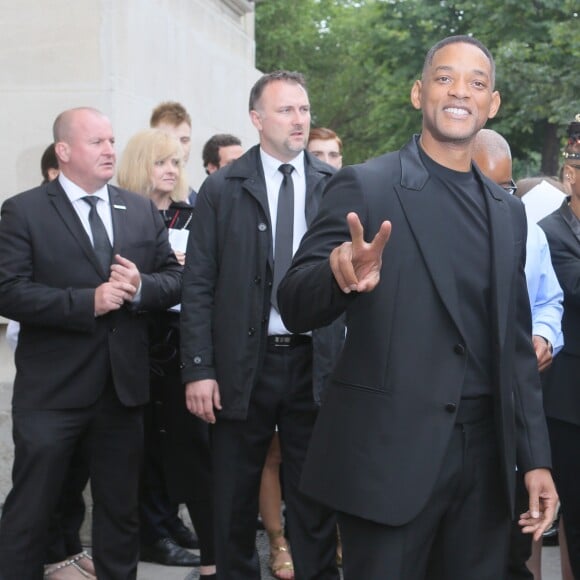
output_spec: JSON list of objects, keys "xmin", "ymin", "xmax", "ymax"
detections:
[
  {"xmin": 434, "ymin": 65, "xmax": 490, "ymax": 79},
  {"xmin": 434, "ymin": 65, "xmax": 453, "ymax": 74}
]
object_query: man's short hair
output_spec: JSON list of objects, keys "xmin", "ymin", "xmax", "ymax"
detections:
[
  {"xmin": 249, "ymin": 70, "xmax": 307, "ymax": 112},
  {"xmin": 422, "ymin": 35, "xmax": 496, "ymax": 88},
  {"xmin": 150, "ymin": 101, "xmax": 191, "ymax": 128},
  {"xmin": 40, "ymin": 143, "xmax": 58, "ymax": 183},
  {"xmin": 202, "ymin": 134, "xmax": 242, "ymax": 171},
  {"xmin": 308, "ymin": 127, "xmax": 343, "ymax": 155}
]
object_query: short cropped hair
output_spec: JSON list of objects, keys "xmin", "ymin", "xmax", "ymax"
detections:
[
  {"xmin": 423, "ymin": 35, "xmax": 496, "ymax": 88},
  {"xmin": 53, "ymin": 107, "xmax": 105, "ymax": 142},
  {"xmin": 117, "ymin": 129, "xmax": 189, "ymax": 202},
  {"xmin": 150, "ymin": 101, "xmax": 191, "ymax": 129},
  {"xmin": 308, "ymin": 127, "xmax": 343, "ymax": 154},
  {"xmin": 202, "ymin": 134, "xmax": 242, "ymax": 170},
  {"xmin": 249, "ymin": 70, "xmax": 307, "ymax": 112}
]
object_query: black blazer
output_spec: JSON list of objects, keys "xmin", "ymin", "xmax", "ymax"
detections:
[
  {"xmin": 539, "ymin": 199, "xmax": 580, "ymax": 425},
  {"xmin": 279, "ymin": 136, "xmax": 551, "ymax": 526},
  {"xmin": 0, "ymin": 179, "xmax": 182, "ymax": 410},
  {"xmin": 180, "ymin": 145, "xmax": 344, "ymax": 419}
]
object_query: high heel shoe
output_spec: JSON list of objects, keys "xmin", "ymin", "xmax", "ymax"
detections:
[{"xmin": 267, "ymin": 529, "xmax": 295, "ymax": 580}]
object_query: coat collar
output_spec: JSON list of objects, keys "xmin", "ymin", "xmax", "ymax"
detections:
[
  {"xmin": 396, "ymin": 135, "xmax": 516, "ymax": 345},
  {"xmin": 557, "ymin": 197, "xmax": 580, "ymax": 244},
  {"xmin": 225, "ymin": 144, "xmax": 334, "ymax": 225}
]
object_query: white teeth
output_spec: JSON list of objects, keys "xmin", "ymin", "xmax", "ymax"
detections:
[{"xmin": 445, "ymin": 107, "xmax": 468, "ymax": 116}]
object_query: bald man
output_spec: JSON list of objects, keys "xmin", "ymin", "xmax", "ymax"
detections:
[
  {"xmin": 0, "ymin": 107, "xmax": 182, "ymax": 579},
  {"xmin": 473, "ymin": 128, "xmax": 563, "ymax": 579}
]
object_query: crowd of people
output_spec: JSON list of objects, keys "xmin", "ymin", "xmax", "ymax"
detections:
[{"xmin": 0, "ymin": 34, "xmax": 577, "ymax": 580}]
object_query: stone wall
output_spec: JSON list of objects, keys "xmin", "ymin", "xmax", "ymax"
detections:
[
  {"xmin": 0, "ymin": 0, "xmax": 259, "ymax": 201},
  {"xmin": 0, "ymin": 0, "xmax": 260, "ymax": 505}
]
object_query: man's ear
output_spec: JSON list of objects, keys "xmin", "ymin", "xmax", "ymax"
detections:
[
  {"xmin": 488, "ymin": 90, "xmax": 501, "ymax": 120},
  {"xmin": 410, "ymin": 80, "xmax": 422, "ymax": 111},
  {"xmin": 54, "ymin": 141, "xmax": 70, "ymax": 163},
  {"xmin": 565, "ymin": 164, "xmax": 577, "ymax": 186},
  {"xmin": 249, "ymin": 109, "xmax": 263, "ymax": 132}
]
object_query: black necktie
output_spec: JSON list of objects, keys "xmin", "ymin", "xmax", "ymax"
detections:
[
  {"xmin": 272, "ymin": 164, "xmax": 294, "ymax": 311},
  {"xmin": 82, "ymin": 195, "xmax": 112, "ymax": 273}
]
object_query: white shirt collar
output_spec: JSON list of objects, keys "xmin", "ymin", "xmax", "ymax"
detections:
[
  {"xmin": 260, "ymin": 148, "xmax": 305, "ymax": 179},
  {"xmin": 58, "ymin": 172, "xmax": 110, "ymax": 205}
]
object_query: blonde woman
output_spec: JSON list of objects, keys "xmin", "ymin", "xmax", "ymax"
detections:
[{"xmin": 118, "ymin": 129, "xmax": 216, "ymax": 580}]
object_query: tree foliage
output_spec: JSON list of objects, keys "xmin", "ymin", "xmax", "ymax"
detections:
[{"xmin": 255, "ymin": 0, "xmax": 579, "ymax": 176}]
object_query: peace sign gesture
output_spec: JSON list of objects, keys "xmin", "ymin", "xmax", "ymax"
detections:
[{"xmin": 330, "ymin": 212, "xmax": 392, "ymax": 294}]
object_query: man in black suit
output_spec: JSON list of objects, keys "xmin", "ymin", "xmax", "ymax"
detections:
[
  {"xmin": 0, "ymin": 107, "xmax": 182, "ymax": 580},
  {"xmin": 278, "ymin": 36, "xmax": 558, "ymax": 580},
  {"xmin": 180, "ymin": 71, "xmax": 343, "ymax": 579}
]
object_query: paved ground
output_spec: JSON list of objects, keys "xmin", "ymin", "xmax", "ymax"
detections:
[
  {"xmin": 137, "ymin": 531, "xmax": 564, "ymax": 579},
  {"xmin": 139, "ymin": 530, "xmax": 281, "ymax": 580}
]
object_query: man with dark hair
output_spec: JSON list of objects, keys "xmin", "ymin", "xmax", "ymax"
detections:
[
  {"xmin": 180, "ymin": 70, "xmax": 343, "ymax": 579},
  {"xmin": 0, "ymin": 107, "xmax": 182, "ymax": 580},
  {"xmin": 278, "ymin": 36, "xmax": 558, "ymax": 579},
  {"xmin": 40, "ymin": 143, "xmax": 59, "ymax": 183},
  {"xmin": 202, "ymin": 133, "xmax": 243, "ymax": 175}
]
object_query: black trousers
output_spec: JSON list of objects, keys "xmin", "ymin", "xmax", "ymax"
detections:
[
  {"xmin": 139, "ymin": 396, "xmax": 183, "ymax": 546},
  {"xmin": 547, "ymin": 417, "xmax": 580, "ymax": 579},
  {"xmin": 338, "ymin": 403, "xmax": 511, "ymax": 580},
  {"xmin": 45, "ymin": 440, "xmax": 90, "ymax": 563},
  {"xmin": 0, "ymin": 381, "xmax": 143, "ymax": 580},
  {"xmin": 506, "ymin": 471, "xmax": 534, "ymax": 580},
  {"xmin": 212, "ymin": 342, "xmax": 339, "ymax": 580}
]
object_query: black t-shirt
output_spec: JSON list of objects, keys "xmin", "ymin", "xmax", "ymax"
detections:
[{"xmin": 420, "ymin": 148, "xmax": 493, "ymax": 397}]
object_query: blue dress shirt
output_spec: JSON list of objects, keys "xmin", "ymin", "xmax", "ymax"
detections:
[{"xmin": 525, "ymin": 222, "xmax": 564, "ymax": 355}]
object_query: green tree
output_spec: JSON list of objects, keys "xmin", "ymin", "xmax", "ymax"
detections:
[{"xmin": 255, "ymin": 0, "xmax": 579, "ymax": 175}]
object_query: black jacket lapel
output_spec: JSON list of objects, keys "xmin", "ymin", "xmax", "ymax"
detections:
[{"xmin": 47, "ymin": 180, "xmax": 107, "ymax": 277}]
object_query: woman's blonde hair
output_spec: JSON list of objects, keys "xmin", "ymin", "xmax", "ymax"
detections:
[{"xmin": 117, "ymin": 129, "xmax": 189, "ymax": 202}]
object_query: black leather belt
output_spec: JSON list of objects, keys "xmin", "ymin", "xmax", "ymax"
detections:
[{"xmin": 267, "ymin": 334, "xmax": 312, "ymax": 348}]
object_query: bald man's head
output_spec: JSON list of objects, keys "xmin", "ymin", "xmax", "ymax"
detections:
[{"xmin": 472, "ymin": 129, "xmax": 514, "ymax": 192}]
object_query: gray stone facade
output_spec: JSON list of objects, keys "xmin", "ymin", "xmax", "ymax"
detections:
[{"xmin": 0, "ymin": 0, "xmax": 260, "ymax": 505}]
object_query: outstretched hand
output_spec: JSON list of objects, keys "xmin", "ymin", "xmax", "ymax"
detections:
[{"xmin": 330, "ymin": 212, "xmax": 392, "ymax": 293}]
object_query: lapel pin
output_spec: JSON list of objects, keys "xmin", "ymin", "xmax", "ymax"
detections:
[{"xmin": 113, "ymin": 204, "xmax": 127, "ymax": 210}]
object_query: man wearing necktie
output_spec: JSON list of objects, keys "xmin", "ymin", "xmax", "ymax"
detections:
[
  {"xmin": 180, "ymin": 71, "xmax": 344, "ymax": 579},
  {"xmin": 0, "ymin": 107, "xmax": 182, "ymax": 580}
]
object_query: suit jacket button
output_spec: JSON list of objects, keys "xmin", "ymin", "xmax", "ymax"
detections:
[
  {"xmin": 453, "ymin": 343, "xmax": 465, "ymax": 355},
  {"xmin": 248, "ymin": 327, "xmax": 256, "ymax": 336},
  {"xmin": 193, "ymin": 356, "xmax": 202, "ymax": 364},
  {"xmin": 258, "ymin": 223, "xmax": 267, "ymax": 232},
  {"xmin": 445, "ymin": 403, "xmax": 457, "ymax": 413},
  {"xmin": 110, "ymin": 327, "xmax": 117, "ymax": 333}
]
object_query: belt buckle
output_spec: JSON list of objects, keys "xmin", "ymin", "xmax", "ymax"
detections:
[{"xmin": 273, "ymin": 335, "xmax": 292, "ymax": 347}]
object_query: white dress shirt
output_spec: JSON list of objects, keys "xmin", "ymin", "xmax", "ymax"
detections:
[
  {"xmin": 58, "ymin": 172, "xmax": 114, "ymax": 245},
  {"xmin": 260, "ymin": 149, "xmax": 308, "ymax": 336}
]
